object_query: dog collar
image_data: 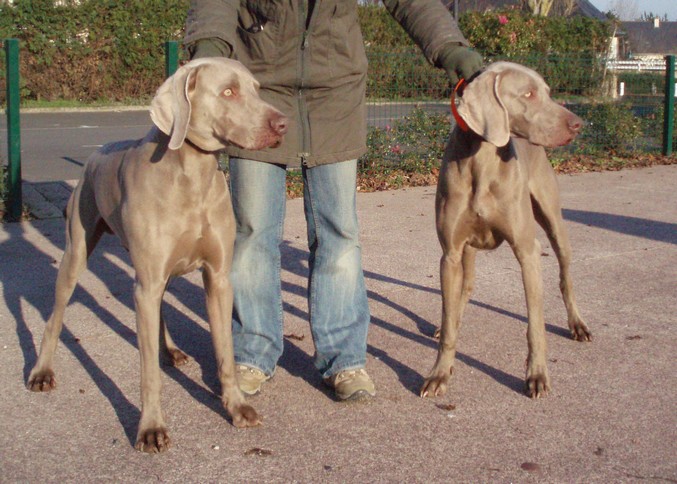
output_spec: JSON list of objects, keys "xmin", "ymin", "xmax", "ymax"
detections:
[{"xmin": 451, "ymin": 78, "xmax": 470, "ymax": 133}]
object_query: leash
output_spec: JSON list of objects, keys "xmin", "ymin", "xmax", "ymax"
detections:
[{"xmin": 451, "ymin": 78, "xmax": 470, "ymax": 133}]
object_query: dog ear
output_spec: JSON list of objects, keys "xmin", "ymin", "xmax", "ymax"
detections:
[
  {"xmin": 150, "ymin": 64, "xmax": 199, "ymax": 150},
  {"xmin": 457, "ymin": 70, "xmax": 510, "ymax": 147}
]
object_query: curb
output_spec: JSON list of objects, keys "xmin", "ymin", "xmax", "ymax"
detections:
[{"xmin": 22, "ymin": 180, "xmax": 77, "ymax": 220}]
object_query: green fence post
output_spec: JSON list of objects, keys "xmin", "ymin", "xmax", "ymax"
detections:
[
  {"xmin": 164, "ymin": 41, "xmax": 179, "ymax": 78},
  {"xmin": 663, "ymin": 55, "xmax": 675, "ymax": 157},
  {"xmin": 4, "ymin": 38, "xmax": 22, "ymax": 220}
]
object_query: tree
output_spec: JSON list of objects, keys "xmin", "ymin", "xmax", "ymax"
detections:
[
  {"xmin": 525, "ymin": 0, "xmax": 554, "ymax": 16},
  {"xmin": 608, "ymin": 0, "xmax": 639, "ymax": 21}
]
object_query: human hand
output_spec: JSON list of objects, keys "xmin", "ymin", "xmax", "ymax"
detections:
[{"xmin": 439, "ymin": 45, "xmax": 483, "ymax": 84}]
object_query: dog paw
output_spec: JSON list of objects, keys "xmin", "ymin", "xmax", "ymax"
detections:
[
  {"xmin": 27, "ymin": 369, "xmax": 57, "ymax": 392},
  {"xmin": 525, "ymin": 371, "xmax": 550, "ymax": 399},
  {"xmin": 230, "ymin": 404, "xmax": 261, "ymax": 428},
  {"xmin": 420, "ymin": 371, "xmax": 452, "ymax": 398},
  {"xmin": 570, "ymin": 320, "xmax": 592, "ymax": 342},
  {"xmin": 135, "ymin": 427, "xmax": 172, "ymax": 453},
  {"xmin": 166, "ymin": 348, "xmax": 190, "ymax": 367}
]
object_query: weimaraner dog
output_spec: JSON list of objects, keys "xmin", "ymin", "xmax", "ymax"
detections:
[
  {"xmin": 421, "ymin": 62, "xmax": 592, "ymax": 400},
  {"xmin": 27, "ymin": 57, "xmax": 288, "ymax": 453}
]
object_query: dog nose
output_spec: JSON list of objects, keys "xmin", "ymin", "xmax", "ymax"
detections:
[
  {"xmin": 270, "ymin": 113, "xmax": 289, "ymax": 136},
  {"xmin": 568, "ymin": 116, "xmax": 583, "ymax": 133}
]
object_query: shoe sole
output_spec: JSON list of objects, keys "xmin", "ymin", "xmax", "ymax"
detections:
[{"xmin": 338, "ymin": 389, "xmax": 376, "ymax": 402}]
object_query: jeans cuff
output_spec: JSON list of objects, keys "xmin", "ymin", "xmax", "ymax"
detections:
[
  {"xmin": 235, "ymin": 358, "xmax": 275, "ymax": 378},
  {"xmin": 322, "ymin": 360, "xmax": 366, "ymax": 380}
]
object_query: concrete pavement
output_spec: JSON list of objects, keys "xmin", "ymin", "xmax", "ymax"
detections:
[{"xmin": 1, "ymin": 165, "xmax": 675, "ymax": 482}]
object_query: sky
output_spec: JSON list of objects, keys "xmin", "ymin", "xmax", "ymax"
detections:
[{"xmin": 589, "ymin": 0, "xmax": 677, "ymax": 21}]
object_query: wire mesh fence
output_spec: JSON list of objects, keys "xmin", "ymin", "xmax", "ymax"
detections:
[{"xmin": 365, "ymin": 52, "xmax": 676, "ymax": 159}]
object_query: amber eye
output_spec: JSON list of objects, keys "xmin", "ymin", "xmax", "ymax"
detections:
[{"xmin": 223, "ymin": 88, "xmax": 233, "ymax": 97}]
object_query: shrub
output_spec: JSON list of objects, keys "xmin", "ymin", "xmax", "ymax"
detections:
[
  {"xmin": 576, "ymin": 102, "xmax": 643, "ymax": 152},
  {"xmin": 360, "ymin": 107, "xmax": 449, "ymax": 171}
]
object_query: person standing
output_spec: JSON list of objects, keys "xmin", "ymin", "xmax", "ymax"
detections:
[{"xmin": 184, "ymin": 0, "xmax": 482, "ymax": 401}]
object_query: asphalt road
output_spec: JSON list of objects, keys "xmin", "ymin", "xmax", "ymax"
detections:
[
  {"xmin": 0, "ymin": 102, "xmax": 450, "ymax": 182},
  {"xmin": 0, "ymin": 109, "xmax": 152, "ymax": 182}
]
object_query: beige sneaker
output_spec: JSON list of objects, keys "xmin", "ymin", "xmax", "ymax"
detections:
[
  {"xmin": 324, "ymin": 368, "xmax": 376, "ymax": 401},
  {"xmin": 236, "ymin": 365, "xmax": 272, "ymax": 396}
]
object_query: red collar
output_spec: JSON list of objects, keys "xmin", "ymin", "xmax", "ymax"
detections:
[{"xmin": 451, "ymin": 78, "xmax": 469, "ymax": 132}]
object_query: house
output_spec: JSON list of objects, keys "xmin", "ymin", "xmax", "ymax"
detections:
[
  {"xmin": 618, "ymin": 18, "xmax": 677, "ymax": 59},
  {"xmin": 606, "ymin": 18, "xmax": 677, "ymax": 76}
]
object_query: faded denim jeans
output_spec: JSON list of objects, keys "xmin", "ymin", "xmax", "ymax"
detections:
[{"xmin": 228, "ymin": 158, "xmax": 370, "ymax": 379}]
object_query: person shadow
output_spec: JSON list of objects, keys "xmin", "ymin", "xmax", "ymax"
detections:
[{"xmin": 274, "ymin": 242, "xmax": 527, "ymax": 396}]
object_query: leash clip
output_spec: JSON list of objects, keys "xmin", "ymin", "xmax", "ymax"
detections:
[{"xmin": 451, "ymin": 78, "xmax": 470, "ymax": 133}]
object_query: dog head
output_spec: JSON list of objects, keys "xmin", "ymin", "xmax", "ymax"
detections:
[
  {"xmin": 150, "ymin": 57, "xmax": 288, "ymax": 151},
  {"xmin": 457, "ymin": 62, "xmax": 583, "ymax": 148}
]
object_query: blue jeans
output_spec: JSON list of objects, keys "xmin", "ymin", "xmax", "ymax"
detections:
[{"xmin": 228, "ymin": 158, "xmax": 370, "ymax": 379}]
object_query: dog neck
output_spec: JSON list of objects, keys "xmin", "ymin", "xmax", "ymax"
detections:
[
  {"xmin": 148, "ymin": 127, "xmax": 221, "ymax": 181},
  {"xmin": 453, "ymin": 127, "xmax": 515, "ymax": 163}
]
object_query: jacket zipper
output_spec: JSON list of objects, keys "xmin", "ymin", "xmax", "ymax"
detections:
[{"xmin": 298, "ymin": 1, "xmax": 312, "ymax": 166}]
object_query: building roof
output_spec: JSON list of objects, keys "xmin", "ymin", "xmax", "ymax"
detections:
[{"xmin": 621, "ymin": 20, "xmax": 677, "ymax": 55}]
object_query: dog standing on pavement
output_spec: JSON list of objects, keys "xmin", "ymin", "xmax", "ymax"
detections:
[
  {"xmin": 421, "ymin": 62, "xmax": 591, "ymax": 400},
  {"xmin": 27, "ymin": 57, "xmax": 288, "ymax": 452}
]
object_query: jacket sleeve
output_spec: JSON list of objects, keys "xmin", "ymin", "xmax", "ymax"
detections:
[
  {"xmin": 382, "ymin": 0, "xmax": 471, "ymax": 68},
  {"xmin": 184, "ymin": 0, "xmax": 239, "ymax": 57}
]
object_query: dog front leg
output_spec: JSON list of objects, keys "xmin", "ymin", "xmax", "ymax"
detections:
[
  {"xmin": 421, "ymin": 247, "xmax": 465, "ymax": 398},
  {"xmin": 202, "ymin": 268, "xmax": 260, "ymax": 428},
  {"xmin": 545, "ymin": 221, "xmax": 592, "ymax": 342},
  {"xmin": 133, "ymin": 278, "xmax": 171, "ymax": 453},
  {"xmin": 513, "ymin": 239, "xmax": 550, "ymax": 398},
  {"xmin": 434, "ymin": 246, "xmax": 476, "ymax": 339},
  {"xmin": 531, "ymin": 178, "xmax": 591, "ymax": 342}
]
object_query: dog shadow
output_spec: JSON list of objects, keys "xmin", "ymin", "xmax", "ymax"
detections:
[{"xmin": 9, "ymin": 201, "xmax": 659, "ymax": 444}]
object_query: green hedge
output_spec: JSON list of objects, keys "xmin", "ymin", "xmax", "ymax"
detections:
[
  {"xmin": 1, "ymin": 2, "xmax": 613, "ymax": 103},
  {"xmin": 0, "ymin": 0, "xmax": 188, "ymax": 102}
]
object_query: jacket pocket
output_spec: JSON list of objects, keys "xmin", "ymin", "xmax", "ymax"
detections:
[
  {"xmin": 236, "ymin": 4, "xmax": 285, "ymax": 64},
  {"xmin": 328, "ymin": 2, "xmax": 367, "ymax": 79}
]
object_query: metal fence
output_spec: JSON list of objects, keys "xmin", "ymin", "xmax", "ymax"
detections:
[
  {"xmin": 2, "ymin": 42, "xmax": 676, "ymax": 219},
  {"xmin": 365, "ymin": 52, "xmax": 677, "ymax": 157}
]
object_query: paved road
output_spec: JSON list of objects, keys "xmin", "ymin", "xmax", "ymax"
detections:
[
  {"xmin": 0, "ymin": 102, "xmax": 450, "ymax": 182},
  {"xmin": 1, "ymin": 166, "xmax": 676, "ymax": 481},
  {"xmin": 0, "ymin": 109, "xmax": 152, "ymax": 182}
]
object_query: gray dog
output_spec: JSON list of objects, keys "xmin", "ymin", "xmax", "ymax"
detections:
[
  {"xmin": 27, "ymin": 57, "xmax": 288, "ymax": 453},
  {"xmin": 421, "ymin": 62, "xmax": 592, "ymax": 400}
]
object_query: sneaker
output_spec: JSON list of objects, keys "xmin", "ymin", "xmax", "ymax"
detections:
[
  {"xmin": 236, "ymin": 365, "xmax": 272, "ymax": 396},
  {"xmin": 324, "ymin": 368, "xmax": 376, "ymax": 401}
]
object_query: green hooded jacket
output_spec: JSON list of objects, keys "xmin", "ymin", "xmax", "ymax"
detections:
[{"xmin": 185, "ymin": 0, "xmax": 473, "ymax": 167}]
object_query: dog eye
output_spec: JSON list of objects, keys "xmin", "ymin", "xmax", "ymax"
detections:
[
  {"xmin": 524, "ymin": 91, "xmax": 533, "ymax": 98},
  {"xmin": 223, "ymin": 88, "xmax": 234, "ymax": 97}
]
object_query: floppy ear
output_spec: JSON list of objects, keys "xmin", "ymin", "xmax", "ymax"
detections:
[
  {"xmin": 150, "ymin": 64, "xmax": 198, "ymax": 150},
  {"xmin": 457, "ymin": 70, "xmax": 510, "ymax": 147}
]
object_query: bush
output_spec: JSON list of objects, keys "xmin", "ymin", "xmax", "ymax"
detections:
[
  {"xmin": 0, "ymin": 0, "xmax": 188, "ymax": 102},
  {"xmin": 576, "ymin": 102, "xmax": 643, "ymax": 152},
  {"xmin": 1, "ymin": 3, "xmax": 613, "ymax": 103},
  {"xmin": 360, "ymin": 107, "xmax": 449, "ymax": 172},
  {"xmin": 361, "ymin": 6, "xmax": 613, "ymax": 100}
]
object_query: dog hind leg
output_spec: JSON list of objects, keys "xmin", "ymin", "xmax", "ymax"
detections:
[
  {"xmin": 202, "ymin": 267, "xmax": 260, "ymax": 427},
  {"xmin": 28, "ymin": 179, "xmax": 106, "ymax": 391}
]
